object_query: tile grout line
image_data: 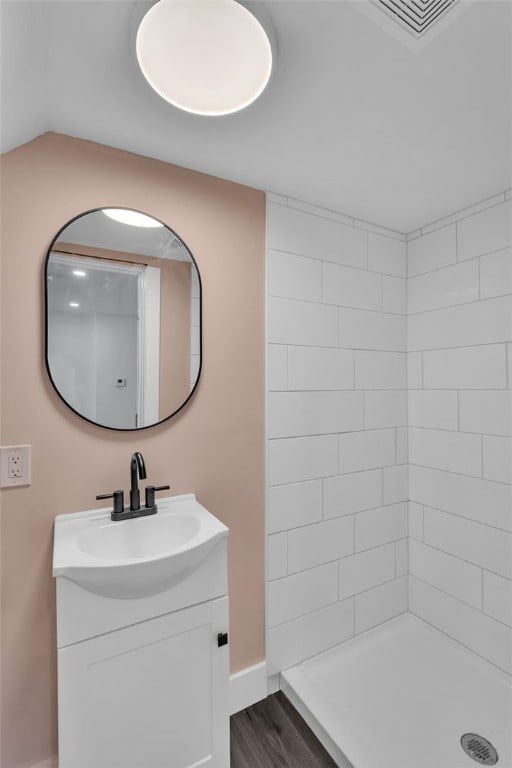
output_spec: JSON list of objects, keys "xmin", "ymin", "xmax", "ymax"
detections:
[
  {"xmin": 408, "ymin": 242, "xmax": 511, "ymax": 278},
  {"xmin": 408, "ymin": 292, "xmax": 511, "ymax": 318},
  {"xmin": 413, "ymin": 499, "xmax": 511, "ymax": 535},
  {"xmin": 406, "ymin": 191, "xmax": 507, "ymax": 239}
]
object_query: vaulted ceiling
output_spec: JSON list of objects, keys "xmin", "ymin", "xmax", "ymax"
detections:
[{"xmin": 1, "ymin": 0, "xmax": 511, "ymax": 231}]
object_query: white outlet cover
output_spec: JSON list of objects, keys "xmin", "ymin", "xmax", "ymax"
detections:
[{"xmin": 0, "ymin": 445, "xmax": 31, "ymax": 487}]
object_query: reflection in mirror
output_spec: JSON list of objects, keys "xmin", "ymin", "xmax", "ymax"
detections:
[{"xmin": 45, "ymin": 209, "xmax": 201, "ymax": 430}]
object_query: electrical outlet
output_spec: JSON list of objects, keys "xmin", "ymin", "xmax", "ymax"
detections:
[
  {"xmin": 8, "ymin": 448, "xmax": 23, "ymax": 478},
  {"xmin": 0, "ymin": 445, "xmax": 31, "ymax": 487}
]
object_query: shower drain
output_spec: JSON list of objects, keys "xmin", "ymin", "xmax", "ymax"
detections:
[{"xmin": 461, "ymin": 733, "xmax": 498, "ymax": 765}]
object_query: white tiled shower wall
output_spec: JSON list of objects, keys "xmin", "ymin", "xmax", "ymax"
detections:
[
  {"xmin": 266, "ymin": 196, "xmax": 409, "ymax": 675},
  {"xmin": 266, "ymin": 192, "xmax": 512, "ymax": 679},
  {"xmin": 407, "ymin": 196, "xmax": 512, "ymax": 675}
]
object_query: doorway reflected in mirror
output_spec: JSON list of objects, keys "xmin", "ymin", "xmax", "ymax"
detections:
[{"xmin": 45, "ymin": 208, "xmax": 201, "ymax": 430}]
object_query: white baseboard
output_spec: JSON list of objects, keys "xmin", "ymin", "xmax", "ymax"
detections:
[
  {"xmin": 267, "ymin": 672, "xmax": 280, "ymax": 695},
  {"xmin": 29, "ymin": 759, "xmax": 57, "ymax": 768},
  {"xmin": 229, "ymin": 661, "xmax": 267, "ymax": 714}
]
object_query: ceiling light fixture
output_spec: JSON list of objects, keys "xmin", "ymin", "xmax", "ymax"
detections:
[
  {"xmin": 102, "ymin": 209, "xmax": 164, "ymax": 228},
  {"xmin": 136, "ymin": 0, "xmax": 273, "ymax": 116},
  {"xmin": 72, "ymin": 270, "xmax": 87, "ymax": 277},
  {"xmin": 69, "ymin": 302, "xmax": 80, "ymax": 308}
]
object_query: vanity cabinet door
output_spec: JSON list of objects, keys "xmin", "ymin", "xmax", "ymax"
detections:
[{"xmin": 57, "ymin": 597, "xmax": 229, "ymax": 768}]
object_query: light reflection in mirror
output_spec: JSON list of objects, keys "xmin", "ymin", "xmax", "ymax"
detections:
[{"xmin": 45, "ymin": 208, "xmax": 201, "ymax": 430}]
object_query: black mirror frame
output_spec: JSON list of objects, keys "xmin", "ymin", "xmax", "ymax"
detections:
[{"xmin": 44, "ymin": 206, "xmax": 203, "ymax": 431}]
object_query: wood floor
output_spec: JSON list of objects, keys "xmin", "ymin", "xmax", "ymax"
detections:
[{"xmin": 230, "ymin": 691, "xmax": 338, "ymax": 768}]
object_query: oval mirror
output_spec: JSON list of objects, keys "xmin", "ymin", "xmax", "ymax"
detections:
[{"xmin": 45, "ymin": 208, "xmax": 201, "ymax": 430}]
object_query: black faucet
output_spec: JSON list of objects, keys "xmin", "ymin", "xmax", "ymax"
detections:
[
  {"xmin": 96, "ymin": 452, "xmax": 170, "ymax": 521},
  {"xmin": 130, "ymin": 451, "xmax": 147, "ymax": 511}
]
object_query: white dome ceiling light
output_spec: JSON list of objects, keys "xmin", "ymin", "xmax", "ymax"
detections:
[
  {"xmin": 102, "ymin": 209, "xmax": 164, "ymax": 227},
  {"xmin": 136, "ymin": 0, "xmax": 273, "ymax": 116}
]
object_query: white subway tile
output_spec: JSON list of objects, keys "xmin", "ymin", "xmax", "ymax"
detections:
[
  {"xmin": 267, "ymin": 345, "xmax": 287, "ymax": 391},
  {"xmin": 355, "ymin": 222, "xmax": 405, "ymax": 241},
  {"xmin": 355, "ymin": 576, "xmax": 408, "ymax": 633},
  {"xmin": 269, "ymin": 435, "xmax": 338, "ymax": 486},
  {"xmin": 409, "ymin": 539, "xmax": 482, "ymax": 608},
  {"xmin": 382, "ymin": 275, "xmax": 406, "ymax": 314},
  {"xmin": 483, "ymin": 572, "xmax": 512, "ymax": 628},
  {"xmin": 267, "ymin": 562, "xmax": 338, "ymax": 627},
  {"xmin": 339, "ymin": 543, "xmax": 395, "ymax": 598},
  {"xmin": 420, "ymin": 195, "xmax": 505, "ymax": 234},
  {"xmin": 408, "ymin": 296, "xmax": 512, "ymax": 351},
  {"xmin": 408, "ymin": 260, "xmax": 479, "ymax": 314},
  {"xmin": 323, "ymin": 469, "xmax": 382, "ymax": 519},
  {"xmin": 268, "ymin": 391, "xmax": 363, "ymax": 439},
  {"xmin": 408, "ymin": 390, "xmax": 459, "ymax": 430},
  {"xmin": 480, "ymin": 247, "xmax": 512, "ymax": 299},
  {"xmin": 268, "ymin": 296, "xmax": 338, "ymax": 347},
  {"xmin": 409, "ymin": 465, "xmax": 512, "ymax": 532},
  {"xmin": 268, "ymin": 480, "xmax": 323, "ymax": 533},
  {"xmin": 268, "ymin": 533, "xmax": 287, "ymax": 580},
  {"xmin": 460, "ymin": 391, "xmax": 512, "ymax": 437},
  {"xmin": 395, "ymin": 539, "xmax": 408, "ymax": 577},
  {"xmin": 268, "ymin": 250, "xmax": 322, "ymax": 302},
  {"xmin": 409, "ymin": 428, "xmax": 481, "ymax": 477},
  {"xmin": 407, "ymin": 225, "xmax": 457, "ymax": 277},
  {"xmin": 483, "ymin": 436, "xmax": 512, "ymax": 484},
  {"xmin": 409, "ymin": 577, "xmax": 512, "ymax": 674},
  {"xmin": 407, "ymin": 352, "xmax": 423, "ymax": 388},
  {"xmin": 287, "ymin": 346, "xmax": 354, "ymax": 390},
  {"xmin": 267, "ymin": 192, "xmax": 288, "ymax": 205},
  {"xmin": 383, "ymin": 464, "xmax": 409, "ymax": 504},
  {"xmin": 355, "ymin": 502, "xmax": 408, "ymax": 552},
  {"xmin": 355, "ymin": 351, "xmax": 406, "ymax": 389},
  {"xmin": 267, "ymin": 599, "xmax": 354, "ymax": 675},
  {"xmin": 287, "ymin": 197, "xmax": 354, "ymax": 227},
  {"xmin": 367, "ymin": 233, "xmax": 406, "ymax": 277},
  {"xmin": 339, "ymin": 429, "xmax": 396, "ymax": 473},
  {"xmin": 423, "ymin": 507, "xmax": 512, "ymax": 579},
  {"xmin": 396, "ymin": 427, "xmax": 408, "ymax": 464},
  {"xmin": 365, "ymin": 391, "xmax": 407, "ymax": 429},
  {"xmin": 422, "ymin": 345, "xmax": 507, "ymax": 389},
  {"xmin": 267, "ymin": 203, "xmax": 366, "ymax": 268},
  {"xmin": 340, "ymin": 309, "xmax": 406, "ymax": 351},
  {"xmin": 409, "ymin": 502, "xmax": 424, "ymax": 540},
  {"xmin": 288, "ymin": 516, "xmax": 354, "ymax": 574},
  {"xmin": 457, "ymin": 200, "xmax": 512, "ymax": 261},
  {"xmin": 323, "ymin": 262, "xmax": 382, "ymax": 310}
]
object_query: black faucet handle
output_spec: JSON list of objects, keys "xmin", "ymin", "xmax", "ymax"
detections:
[
  {"xmin": 145, "ymin": 484, "xmax": 170, "ymax": 509},
  {"xmin": 96, "ymin": 490, "xmax": 124, "ymax": 515}
]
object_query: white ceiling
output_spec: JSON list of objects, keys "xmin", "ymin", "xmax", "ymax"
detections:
[{"xmin": 1, "ymin": 0, "xmax": 511, "ymax": 232}]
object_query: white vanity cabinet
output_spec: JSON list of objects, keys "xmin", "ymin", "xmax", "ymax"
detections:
[
  {"xmin": 53, "ymin": 495, "xmax": 230, "ymax": 768},
  {"xmin": 58, "ymin": 597, "xmax": 229, "ymax": 768}
]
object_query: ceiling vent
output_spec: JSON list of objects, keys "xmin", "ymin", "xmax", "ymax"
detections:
[{"xmin": 372, "ymin": 0, "xmax": 461, "ymax": 37}]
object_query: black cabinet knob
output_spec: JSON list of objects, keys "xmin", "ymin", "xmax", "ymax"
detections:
[{"xmin": 217, "ymin": 632, "xmax": 229, "ymax": 647}]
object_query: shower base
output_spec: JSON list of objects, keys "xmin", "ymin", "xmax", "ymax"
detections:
[{"xmin": 281, "ymin": 613, "xmax": 512, "ymax": 768}]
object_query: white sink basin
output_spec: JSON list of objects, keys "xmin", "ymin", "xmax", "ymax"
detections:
[{"xmin": 53, "ymin": 494, "xmax": 228, "ymax": 598}]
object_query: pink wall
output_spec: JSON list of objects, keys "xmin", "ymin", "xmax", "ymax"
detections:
[{"xmin": 0, "ymin": 133, "xmax": 266, "ymax": 768}]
